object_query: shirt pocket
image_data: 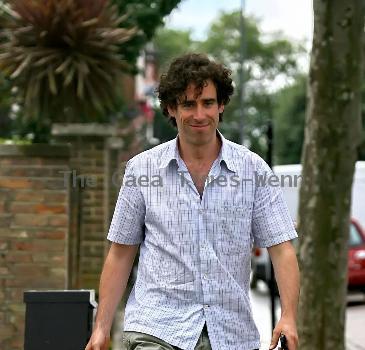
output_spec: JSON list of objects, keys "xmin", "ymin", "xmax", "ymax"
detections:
[
  {"xmin": 157, "ymin": 255, "xmax": 195, "ymax": 285},
  {"xmin": 213, "ymin": 204, "xmax": 253, "ymax": 255},
  {"xmin": 145, "ymin": 245, "xmax": 194, "ymax": 286}
]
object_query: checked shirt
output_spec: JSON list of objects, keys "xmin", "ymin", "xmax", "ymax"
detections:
[{"xmin": 107, "ymin": 131, "xmax": 297, "ymax": 350}]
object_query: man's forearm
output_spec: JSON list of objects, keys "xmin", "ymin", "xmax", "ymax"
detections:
[
  {"xmin": 268, "ymin": 242, "xmax": 300, "ymax": 349},
  {"xmin": 94, "ymin": 243, "xmax": 139, "ymax": 333},
  {"xmin": 268, "ymin": 241, "xmax": 300, "ymax": 319}
]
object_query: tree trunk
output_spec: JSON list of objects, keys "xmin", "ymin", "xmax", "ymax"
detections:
[{"xmin": 298, "ymin": 1, "xmax": 364, "ymax": 350}]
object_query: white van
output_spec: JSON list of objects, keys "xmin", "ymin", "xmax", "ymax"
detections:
[
  {"xmin": 274, "ymin": 161, "xmax": 365, "ymax": 227},
  {"xmin": 250, "ymin": 161, "xmax": 365, "ymax": 289}
]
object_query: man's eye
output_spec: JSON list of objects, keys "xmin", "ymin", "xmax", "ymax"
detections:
[{"xmin": 183, "ymin": 102, "xmax": 194, "ymax": 108}]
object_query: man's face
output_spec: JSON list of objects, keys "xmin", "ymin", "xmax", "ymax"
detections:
[{"xmin": 168, "ymin": 79, "xmax": 224, "ymax": 146}]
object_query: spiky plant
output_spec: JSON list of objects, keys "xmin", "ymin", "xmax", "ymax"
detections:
[{"xmin": 0, "ymin": 0, "xmax": 137, "ymax": 123}]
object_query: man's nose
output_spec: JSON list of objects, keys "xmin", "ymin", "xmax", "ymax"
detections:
[{"xmin": 194, "ymin": 104, "xmax": 205, "ymax": 120}]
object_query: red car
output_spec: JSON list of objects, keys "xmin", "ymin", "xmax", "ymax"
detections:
[
  {"xmin": 348, "ymin": 218, "xmax": 365, "ymax": 292},
  {"xmin": 251, "ymin": 218, "xmax": 365, "ymax": 293}
]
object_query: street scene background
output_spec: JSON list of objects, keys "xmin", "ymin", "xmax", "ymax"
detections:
[{"xmin": 0, "ymin": 0, "xmax": 365, "ymax": 350}]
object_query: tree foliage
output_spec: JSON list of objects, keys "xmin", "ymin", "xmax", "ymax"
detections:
[
  {"xmin": 201, "ymin": 11, "xmax": 299, "ymax": 80},
  {"xmin": 273, "ymin": 75, "xmax": 307, "ymax": 164},
  {"xmin": 0, "ymin": 0, "xmax": 137, "ymax": 126},
  {"xmin": 111, "ymin": 0, "xmax": 182, "ymax": 70},
  {"xmin": 153, "ymin": 27, "xmax": 195, "ymax": 73}
]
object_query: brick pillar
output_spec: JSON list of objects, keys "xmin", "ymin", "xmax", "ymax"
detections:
[
  {"xmin": 0, "ymin": 144, "xmax": 70, "ymax": 350},
  {"xmin": 52, "ymin": 123, "xmax": 143, "ymax": 290}
]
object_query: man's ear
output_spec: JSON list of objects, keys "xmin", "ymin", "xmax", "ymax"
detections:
[
  {"xmin": 167, "ymin": 106, "xmax": 176, "ymax": 118},
  {"xmin": 218, "ymin": 104, "xmax": 225, "ymax": 114}
]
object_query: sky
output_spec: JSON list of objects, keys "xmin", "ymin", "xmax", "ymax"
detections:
[{"xmin": 165, "ymin": 0, "xmax": 313, "ymax": 47}]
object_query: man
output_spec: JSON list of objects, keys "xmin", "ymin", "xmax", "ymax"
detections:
[{"xmin": 86, "ymin": 53, "xmax": 299, "ymax": 350}]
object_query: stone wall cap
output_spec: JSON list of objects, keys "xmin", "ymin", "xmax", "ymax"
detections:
[
  {"xmin": 52, "ymin": 123, "xmax": 119, "ymax": 136},
  {"xmin": 0, "ymin": 143, "xmax": 71, "ymax": 158}
]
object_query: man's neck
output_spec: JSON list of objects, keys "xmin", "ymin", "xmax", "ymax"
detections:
[{"xmin": 178, "ymin": 133, "xmax": 222, "ymax": 165}]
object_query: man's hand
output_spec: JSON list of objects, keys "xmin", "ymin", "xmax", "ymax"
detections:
[
  {"xmin": 269, "ymin": 316, "xmax": 298, "ymax": 350},
  {"xmin": 85, "ymin": 327, "xmax": 110, "ymax": 350}
]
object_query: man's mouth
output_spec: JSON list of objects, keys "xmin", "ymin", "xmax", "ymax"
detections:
[{"xmin": 190, "ymin": 124, "xmax": 209, "ymax": 128}]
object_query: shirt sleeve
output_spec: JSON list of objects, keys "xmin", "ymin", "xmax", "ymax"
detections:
[
  {"xmin": 251, "ymin": 157, "xmax": 298, "ymax": 248},
  {"xmin": 107, "ymin": 159, "xmax": 146, "ymax": 245}
]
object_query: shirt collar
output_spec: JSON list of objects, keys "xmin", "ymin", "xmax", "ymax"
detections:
[
  {"xmin": 158, "ymin": 129, "xmax": 237, "ymax": 173},
  {"xmin": 217, "ymin": 130, "xmax": 237, "ymax": 173},
  {"xmin": 158, "ymin": 138, "xmax": 179, "ymax": 169}
]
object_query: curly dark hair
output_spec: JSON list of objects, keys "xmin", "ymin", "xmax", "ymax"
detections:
[{"xmin": 157, "ymin": 53, "xmax": 234, "ymax": 127}]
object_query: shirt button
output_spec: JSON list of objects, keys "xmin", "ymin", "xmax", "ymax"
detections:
[{"xmin": 203, "ymin": 274, "xmax": 208, "ymax": 279}]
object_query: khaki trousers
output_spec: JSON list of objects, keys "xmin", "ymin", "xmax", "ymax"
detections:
[{"xmin": 122, "ymin": 323, "xmax": 212, "ymax": 350}]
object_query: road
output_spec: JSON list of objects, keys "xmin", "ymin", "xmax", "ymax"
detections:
[{"xmin": 251, "ymin": 282, "xmax": 365, "ymax": 350}]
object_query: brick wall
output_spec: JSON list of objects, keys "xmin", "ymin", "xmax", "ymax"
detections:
[{"xmin": 0, "ymin": 144, "xmax": 70, "ymax": 350}]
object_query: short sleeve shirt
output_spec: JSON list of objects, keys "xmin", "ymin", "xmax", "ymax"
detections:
[{"xmin": 107, "ymin": 131, "xmax": 297, "ymax": 350}]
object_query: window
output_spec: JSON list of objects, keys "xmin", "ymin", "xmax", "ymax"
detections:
[{"xmin": 349, "ymin": 223, "xmax": 364, "ymax": 246}]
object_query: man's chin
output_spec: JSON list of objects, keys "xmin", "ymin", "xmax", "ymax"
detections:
[{"xmin": 186, "ymin": 134, "xmax": 213, "ymax": 146}]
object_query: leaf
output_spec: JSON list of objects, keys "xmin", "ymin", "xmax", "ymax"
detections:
[
  {"xmin": 81, "ymin": 18, "xmax": 99, "ymax": 27},
  {"xmin": 10, "ymin": 52, "xmax": 32, "ymax": 79},
  {"xmin": 55, "ymin": 56, "xmax": 72, "ymax": 74},
  {"xmin": 47, "ymin": 65, "xmax": 57, "ymax": 94},
  {"xmin": 63, "ymin": 65, "xmax": 75, "ymax": 87},
  {"xmin": 85, "ymin": 78, "xmax": 103, "ymax": 112},
  {"xmin": 77, "ymin": 68, "xmax": 84, "ymax": 98},
  {"xmin": 33, "ymin": 52, "xmax": 59, "ymax": 67}
]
